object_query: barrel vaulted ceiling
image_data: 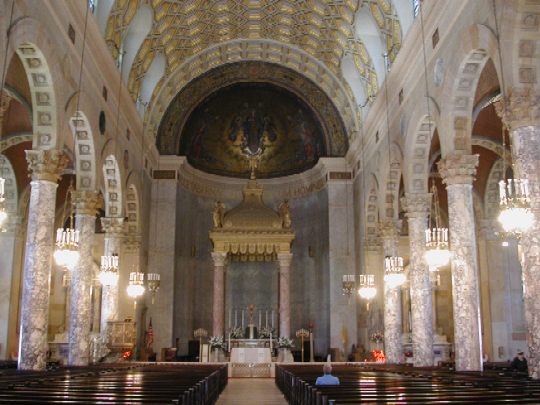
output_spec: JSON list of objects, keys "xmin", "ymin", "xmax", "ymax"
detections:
[{"xmin": 97, "ymin": 0, "xmax": 412, "ymax": 148}]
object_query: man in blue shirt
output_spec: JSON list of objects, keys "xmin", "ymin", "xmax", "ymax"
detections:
[{"xmin": 315, "ymin": 364, "xmax": 340, "ymax": 385}]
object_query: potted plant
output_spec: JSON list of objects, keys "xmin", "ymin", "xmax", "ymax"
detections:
[
  {"xmin": 277, "ymin": 337, "xmax": 294, "ymax": 362},
  {"xmin": 258, "ymin": 326, "xmax": 274, "ymax": 339},
  {"xmin": 209, "ymin": 336, "xmax": 224, "ymax": 361}
]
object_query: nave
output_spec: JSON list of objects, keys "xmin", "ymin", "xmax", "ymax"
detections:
[{"xmin": 1, "ymin": 362, "xmax": 539, "ymax": 404}]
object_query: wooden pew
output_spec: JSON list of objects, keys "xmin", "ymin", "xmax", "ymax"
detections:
[{"xmin": 276, "ymin": 363, "xmax": 540, "ymax": 404}]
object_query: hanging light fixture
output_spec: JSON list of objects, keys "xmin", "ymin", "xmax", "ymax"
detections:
[
  {"xmin": 146, "ymin": 273, "xmax": 161, "ymax": 304},
  {"xmin": 99, "ymin": 254, "xmax": 119, "ymax": 286},
  {"xmin": 127, "ymin": 271, "xmax": 145, "ymax": 302},
  {"xmin": 497, "ymin": 152, "xmax": 534, "ymax": 236},
  {"xmin": 384, "ymin": 256, "xmax": 406, "ymax": 289},
  {"xmin": 356, "ymin": 109, "xmax": 377, "ymax": 306},
  {"xmin": 425, "ymin": 184, "xmax": 451, "ymax": 270},
  {"xmin": 54, "ymin": 182, "xmax": 80, "ymax": 270},
  {"xmin": 491, "ymin": 2, "xmax": 534, "ymax": 237},
  {"xmin": 0, "ymin": 1, "xmax": 16, "ymax": 231},
  {"xmin": 342, "ymin": 274, "xmax": 356, "ymax": 301},
  {"xmin": 358, "ymin": 274, "xmax": 377, "ymax": 310}
]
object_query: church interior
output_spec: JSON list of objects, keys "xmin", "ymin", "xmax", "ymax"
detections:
[{"xmin": 0, "ymin": 0, "xmax": 540, "ymax": 403}]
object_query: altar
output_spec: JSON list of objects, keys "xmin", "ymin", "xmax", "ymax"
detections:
[
  {"xmin": 230, "ymin": 347, "xmax": 272, "ymax": 363},
  {"xmin": 229, "ymin": 338, "xmax": 274, "ymax": 349}
]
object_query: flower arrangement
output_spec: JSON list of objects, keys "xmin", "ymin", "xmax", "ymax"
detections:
[
  {"xmin": 230, "ymin": 327, "xmax": 244, "ymax": 339},
  {"xmin": 277, "ymin": 337, "xmax": 294, "ymax": 349},
  {"xmin": 369, "ymin": 331, "xmax": 384, "ymax": 343},
  {"xmin": 209, "ymin": 336, "xmax": 225, "ymax": 349},
  {"xmin": 259, "ymin": 326, "xmax": 275, "ymax": 339}
]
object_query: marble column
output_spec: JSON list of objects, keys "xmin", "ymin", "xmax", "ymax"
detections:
[
  {"xmin": 379, "ymin": 219, "xmax": 403, "ymax": 364},
  {"xmin": 438, "ymin": 152, "xmax": 482, "ymax": 371},
  {"xmin": 18, "ymin": 150, "xmax": 68, "ymax": 370},
  {"xmin": 0, "ymin": 216, "xmax": 21, "ymax": 360},
  {"xmin": 99, "ymin": 217, "xmax": 124, "ymax": 333},
  {"xmin": 402, "ymin": 193, "xmax": 434, "ymax": 366},
  {"xmin": 68, "ymin": 191, "xmax": 101, "ymax": 366},
  {"xmin": 496, "ymin": 91, "xmax": 540, "ymax": 377},
  {"xmin": 278, "ymin": 252, "xmax": 292, "ymax": 338},
  {"xmin": 211, "ymin": 252, "xmax": 227, "ymax": 337}
]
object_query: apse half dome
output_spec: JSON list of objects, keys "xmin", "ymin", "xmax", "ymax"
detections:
[{"xmin": 179, "ymin": 83, "xmax": 327, "ymax": 179}]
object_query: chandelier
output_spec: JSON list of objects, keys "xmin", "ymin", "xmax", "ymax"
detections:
[
  {"xmin": 127, "ymin": 271, "xmax": 145, "ymax": 300},
  {"xmin": 0, "ymin": 177, "xmax": 7, "ymax": 229},
  {"xmin": 425, "ymin": 185, "xmax": 451, "ymax": 270},
  {"xmin": 147, "ymin": 273, "xmax": 161, "ymax": 304},
  {"xmin": 498, "ymin": 178, "xmax": 534, "ymax": 236},
  {"xmin": 99, "ymin": 254, "xmax": 119, "ymax": 286},
  {"xmin": 384, "ymin": 256, "xmax": 406, "ymax": 289},
  {"xmin": 342, "ymin": 274, "xmax": 356, "ymax": 302},
  {"xmin": 358, "ymin": 274, "xmax": 377, "ymax": 300},
  {"xmin": 54, "ymin": 183, "xmax": 79, "ymax": 270}
]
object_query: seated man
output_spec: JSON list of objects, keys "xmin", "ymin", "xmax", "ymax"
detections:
[
  {"xmin": 511, "ymin": 351, "xmax": 528, "ymax": 373},
  {"xmin": 315, "ymin": 364, "xmax": 340, "ymax": 385}
]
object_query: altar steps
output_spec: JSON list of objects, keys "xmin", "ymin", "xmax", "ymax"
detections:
[{"xmin": 216, "ymin": 378, "xmax": 287, "ymax": 405}]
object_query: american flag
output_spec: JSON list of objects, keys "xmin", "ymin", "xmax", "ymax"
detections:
[{"xmin": 145, "ymin": 318, "xmax": 154, "ymax": 350}]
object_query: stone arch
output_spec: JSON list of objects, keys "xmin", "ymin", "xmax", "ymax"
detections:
[
  {"xmin": 439, "ymin": 24, "xmax": 501, "ymax": 155},
  {"xmin": 381, "ymin": 142, "xmax": 403, "ymax": 220},
  {"xmin": 146, "ymin": 38, "xmax": 360, "ymax": 144},
  {"xmin": 69, "ymin": 111, "xmax": 97, "ymax": 191},
  {"xmin": 12, "ymin": 43, "xmax": 58, "ymax": 150},
  {"xmin": 403, "ymin": 114, "xmax": 436, "ymax": 194},
  {"xmin": 125, "ymin": 182, "xmax": 140, "ymax": 234},
  {"xmin": 509, "ymin": 1, "xmax": 540, "ymax": 93},
  {"xmin": 484, "ymin": 158, "xmax": 504, "ymax": 220},
  {"xmin": 365, "ymin": 174, "xmax": 380, "ymax": 247},
  {"xmin": 102, "ymin": 154, "xmax": 123, "ymax": 218},
  {"xmin": 0, "ymin": 154, "xmax": 18, "ymax": 214},
  {"xmin": 471, "ymin": 136, "xmax": 511, "ymax": 165}
]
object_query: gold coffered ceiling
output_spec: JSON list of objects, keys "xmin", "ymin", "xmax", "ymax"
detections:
[{"xmin": 104, "ymin": 0, "xmax": 402, "ymax": 109}]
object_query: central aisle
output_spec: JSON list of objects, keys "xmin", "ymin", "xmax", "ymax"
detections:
[{"xmin": 216, "ymin": 378, "xmax": 288, "ymax": 405}]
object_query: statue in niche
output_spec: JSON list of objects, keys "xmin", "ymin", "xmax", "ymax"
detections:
[
  {"xmin": 213, "ymin": 201, "xmax": 225, "ymax": 228},
  {"xmin": 279, "ymin": 199, "xmax": 292, "ymax": 228}
]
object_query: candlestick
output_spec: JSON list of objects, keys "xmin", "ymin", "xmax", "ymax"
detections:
[
  {"xmin": 228, "ymin": 309, "xmax": 231, "ymax": 329},
  {"xmin": 228, "ymin": 333, "xmax": 231, "ymax": 352},
  {"xmin": 270, "ymin": 332, "xmax": 272, "ymax": 351},
  {"xmin": 265, "ymin": 311, "xmax": 268, "ymax": 328},
  {"xmin": 258, "ymin": 310, "xmax": 261, "ymax": 329},
  {"xmin": 241, "ymin": 310, "xmax": 244, "ymax": 329},
  {"xmin": 235, "ymin": 310, "xmax": 238, "ymax": 328},
  {"xmin": 271, "ymin": 310, "xmax": 274, "ymax": 329}
]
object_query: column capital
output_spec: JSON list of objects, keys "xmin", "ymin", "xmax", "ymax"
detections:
[
  {"xmin": 72, "ymin": 190, "xmax": 102, "ymax": 216},
  {"xmin": 25, "ymin": 150, "xmax": 69, "ymax": 182},
  {"xmin": 401, "ymin": 193, "xmax": 431, "ymax": 218},
  {"xmin": 101, "ymin": 217, "xmax": 125, "ymax": 235},
  {"xmin": 277, "ymin": 252, "xmax": 293, "ymax": 267},
  {"xmin": 437, "ymin": 152, "xmax": 478, "ymax": 185},
  {"xmin": 493, "ymin": 88, "xmax": 540, "ymax": 130},
  {"xmin": 211, "ymin": 251, "xmax": 228, "ymax": 267},
  {"xmin": 378, "ymin": 219, "xmax": 401, "ymax": 240}
]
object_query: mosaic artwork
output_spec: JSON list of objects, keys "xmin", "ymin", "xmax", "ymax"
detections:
[{"xmin": 178, "ymin": 83, "xmax": 326, "ymax": 178}]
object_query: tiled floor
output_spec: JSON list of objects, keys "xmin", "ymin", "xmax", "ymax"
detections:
[{"xmin": 216, "ymin": 378, "xmax": 288, "ymax": 404}]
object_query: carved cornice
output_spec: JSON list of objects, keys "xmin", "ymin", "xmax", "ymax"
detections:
[
  {"xmin": 401, "ymin": 193, "xmax": 431, "ymax": 218},
  {"xmin": 72, "ymin": 190, "xmax": 102, "ymax": 216},
  {"xmin": 25, "ymin": 150, "xmax": 69, "ymax": 183},
  {"xmin": 493, "ymin": 88, "xmax": 540, "ymax": 131},
  {"xmin": 437, "ymin": 153, "xmax": 478, "ymax": 186}
]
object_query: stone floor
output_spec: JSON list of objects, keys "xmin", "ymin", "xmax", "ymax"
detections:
[{"xmin": 216, "ymin": 378, "xmax": 287, "ymax": 404}]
